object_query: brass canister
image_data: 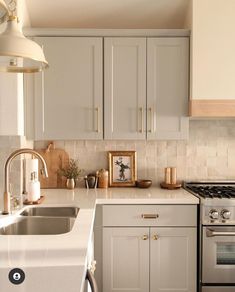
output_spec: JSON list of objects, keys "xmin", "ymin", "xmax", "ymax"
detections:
[{"xmin": 97, "ymin": 169, "xmax": 109, "ymax": 188}]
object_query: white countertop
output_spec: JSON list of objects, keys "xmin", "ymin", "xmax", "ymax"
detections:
[{"xmin": 0, "ymin": 187, "xmax": 198, "ymax": 292}]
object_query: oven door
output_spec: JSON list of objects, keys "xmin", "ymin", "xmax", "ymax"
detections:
[{"xmin": 203, "ymin": 226, "xmax": 235, "ymax": 284}]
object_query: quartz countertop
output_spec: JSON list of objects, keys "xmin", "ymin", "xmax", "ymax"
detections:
[{"xmin": 0, "ymin": 187, "xmax": 198, "ymax": 292}]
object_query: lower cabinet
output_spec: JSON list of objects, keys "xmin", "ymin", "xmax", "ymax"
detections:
[
  {"xmin": 150, "ymin": 227, "xmax": 196, "ymax": 292},
  {"xmin": 102, "ymin": 205, "xmax": 197, "ymax": 292},
  {"xmin": 103, "ymin": 227, "xmax": 149, "ymax": 292}
]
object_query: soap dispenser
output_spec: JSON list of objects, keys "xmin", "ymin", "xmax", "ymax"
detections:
[{"xmin": 27, "ymin": 171, "xmax": 40, "ymax": 202}]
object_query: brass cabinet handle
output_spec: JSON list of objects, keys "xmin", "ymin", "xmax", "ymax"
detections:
[
  {"xmin": 139, "ymin": 107, "xmax": 144, "ymax": 133},
  {"xmin": 148, "ymin": 107, "xmax": 153, "ymax": 133},
  {"xmin": 95, "ymin": 107, "xmax": 100, "ymax": 133},
  {"xmin": 153, "ymin": 234, "xmax": 159, "ymax": 240},
  {"xmin": 141, "ymin": 214, "xmax": 159, "ymax": 219},
  {"xmin": 142, "ymin": 234, "xmax": 149, "ymax": 240}
]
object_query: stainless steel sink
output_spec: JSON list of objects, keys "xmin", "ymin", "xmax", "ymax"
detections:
[
  {"xmin": 0, "ymin": 216, "xmax": 75, "ymax": 235},
  {"xmin": 20, "ymin": 206, "xmax": 79, "ymax": 218}
]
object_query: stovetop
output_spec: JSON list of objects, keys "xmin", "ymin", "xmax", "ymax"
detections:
[
  {"xmin": 185, "ymin": 184, "xmax": 235, "ymax": 199},
  {"xmin": 184, "ymin": 182, "xmax": 235, "ymax": 225}
]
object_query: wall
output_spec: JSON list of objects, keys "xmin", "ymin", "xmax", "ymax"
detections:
[
  {"xmin": 191, "ymin": 0, "xmax": 235, "ymax": 99},
  {"xmin": 34, "ymin": 120, "xmax": 235, "ymax": 186}
]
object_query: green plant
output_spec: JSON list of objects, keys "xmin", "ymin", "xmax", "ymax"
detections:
[{"xmin": 58, "ymin": 159, "xmax": 82, "ymax": 179}]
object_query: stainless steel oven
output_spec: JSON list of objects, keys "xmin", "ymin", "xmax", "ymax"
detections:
[
  {"xmin": 202, "ymin": 226, "xmax": 235, "ymax": 284},
  {"xmin": 184, "ymin": 182, "xmax": 235, "ymax": 292}
]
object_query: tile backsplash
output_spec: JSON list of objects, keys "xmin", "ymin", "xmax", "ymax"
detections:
[{"xmin": 34, "ymin": 120, "xmax": 235, "ymax": 186}]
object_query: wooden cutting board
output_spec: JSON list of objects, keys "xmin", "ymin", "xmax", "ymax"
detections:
[{"xmin": 37, "ymin": 142, "xmax": 69, "ymax": 188}]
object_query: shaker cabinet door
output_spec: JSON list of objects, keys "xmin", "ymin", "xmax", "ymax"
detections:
[
  {"xmin": 147, "ymin": 37, "xmax": 189, "ymax": 140},
  {"xmin": 104, "ymin": 38, "xmax": 146, "ymax": 140},
  {"xmin": 150, "ymin": 227, "xmax": 197, "ymax": 292},
  {"xmin": 103, "ymin": 227, "xmax": 149, "ymax": 292},
  {"xmin": 34, "ymin": 37, "xmax": 103, "ymax": 140}
]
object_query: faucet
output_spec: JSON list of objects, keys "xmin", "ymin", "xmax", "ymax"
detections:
[{"xmin": 3, "ymin": 148, "xmax": 48, "ymax": 215}]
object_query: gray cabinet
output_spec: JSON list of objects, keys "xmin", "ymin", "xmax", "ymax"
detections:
[
  {"xmin": 147, "ymin": 38, "xmax": 189, "ymax": 140},
  {"xmin": 103, "ymin": 227, "xmax": 149, "ymax": 292},
  {"xmin": 104, "ymin": 37, "xmax": 189, "ymax": 140},
  {"xmin": 102, "ymin": 205, "xmax": 197, "ymax": 292},
  {"xmin": 26, "ymin": 35, "xmax": 189, "ymax": 141},
  {"xmin": 34, "ymin": 37, "xmax": 103, "ymax": 140},
  {"xmin": 150, "ymin": 227, "xmax": 196, "ymax": 292},
  {"xmin": 104, "ymin": 37, "xmax": 147, "ymax": 140}
]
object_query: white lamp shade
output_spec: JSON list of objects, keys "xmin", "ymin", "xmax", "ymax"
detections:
[{"xmin": 0, "ymin": 17, "xmax": 49, "ymax": 73}]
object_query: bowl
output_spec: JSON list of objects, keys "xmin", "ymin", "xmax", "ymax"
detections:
[{"xmin": 136, "ymin": 179, "xmax": 152, "ymax": 188}]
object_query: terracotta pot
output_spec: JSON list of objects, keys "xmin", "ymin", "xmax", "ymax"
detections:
[{"xmin": 66, "ymin": 178, "xmax": 75, "ymax": 190}]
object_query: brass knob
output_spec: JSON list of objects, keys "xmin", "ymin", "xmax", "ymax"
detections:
[
  {"xmin": 142, "ymin": 235, "xmax": 148, "ymax": 240},
  {"xmin": 153, "ymin": 234, "xmax": 159, "ymax": 240}
]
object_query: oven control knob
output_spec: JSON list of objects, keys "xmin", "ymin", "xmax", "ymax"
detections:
[
  {"xmin": 209, "ymin": 209, "xmax": 219, "ymax": 220},
  {"xmin": 221, "ymin": 209, "xmax": 231, "ymax": 220}
]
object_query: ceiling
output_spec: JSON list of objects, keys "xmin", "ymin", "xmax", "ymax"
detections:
[{"xmin": 24, "ymin": 0, "xmax": 190, "ymax": 29}]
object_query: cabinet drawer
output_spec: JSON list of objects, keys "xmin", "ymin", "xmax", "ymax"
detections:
[{"xmin": 102, "ymin": 205, "xmax": 197, "ymax": 227}]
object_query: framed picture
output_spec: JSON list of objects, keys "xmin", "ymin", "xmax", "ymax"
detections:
[{"xmin": 108, "ymin": 151, "xmax": 137, "ymax": 187}]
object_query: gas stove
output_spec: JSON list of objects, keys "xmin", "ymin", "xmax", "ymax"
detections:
[{"xmin": 184, "ymin": 182, "xmax": 235, "ymax": 225}]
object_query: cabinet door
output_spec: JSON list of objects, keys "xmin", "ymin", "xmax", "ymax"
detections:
[
  {"xmin": 147, "ymin": 38, "xmax": 189, "ymax": 140},
  {"xmin": 103, "ymin": 227, "xmax": 149, "ymax": 292},
  {"xmin": 104, "ymin": 38, "xmax": 146, "ymax": 140},
  {"xmin": 150, "ymin": 227, "xmax": 196, "ymax": 292},
  {"xmin": 34, "ymin": 37, "xmax": 103, "ymax": 140}
]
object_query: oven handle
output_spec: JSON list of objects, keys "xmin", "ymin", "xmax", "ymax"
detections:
[
  {"xmin": 206, "ymin": 228, "xmax": 235, "ymax": 237},
  {"xmin": 86, "ymin": 269, "xmax": 98, "ymax": 292}
]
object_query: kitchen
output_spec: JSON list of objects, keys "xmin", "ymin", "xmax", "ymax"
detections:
[{"xmin": 0, "ymin": 0, "xmax": 235, "ymax": 292}]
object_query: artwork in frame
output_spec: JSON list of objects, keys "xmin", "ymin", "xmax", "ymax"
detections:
[{"xmin": 108, "ymin": 151, "xmax": 137, "ymax": 187}]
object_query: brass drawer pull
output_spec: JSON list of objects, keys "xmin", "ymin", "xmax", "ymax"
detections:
[
  {"xmin": 153, "ymin": 234, "xmax": 159, "ymax": 240},
  {"xmin": 141, "ymin": 214, "xmax": 159, "ymax": 219},
  {"xmin": 142, "ymin": 234, "xmax": 148, "ymax": 240}
]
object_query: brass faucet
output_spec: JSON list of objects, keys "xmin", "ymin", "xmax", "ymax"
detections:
[{"xmin": 3, "ymin": 148, "xmax": 48, "ymax": 215}]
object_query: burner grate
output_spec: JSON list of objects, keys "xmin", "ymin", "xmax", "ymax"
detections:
[{"xmin": 186, "ymin": 185, "xmax": 235, "ymax": 199}]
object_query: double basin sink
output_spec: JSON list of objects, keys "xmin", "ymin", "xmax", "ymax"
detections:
[{"xmin": 0, "ymin": 206, "xmax": 79, "ymax": 235}]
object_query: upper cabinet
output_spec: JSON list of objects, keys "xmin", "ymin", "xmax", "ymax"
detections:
[
  {"xmin": 190, "ymin": 0, "xmax": 235, "ymax": 117},
  {"xmin": 104, "ymin": 38, "xmax": 147, "ymax": 140},
  {"xmin": 25, "ymin": 34, "xmax": 189, "ymax": 141},
  {"xmin": 33, "ymin": 37, "xmax": 103, "ymax": 140},
  {"xmin": 104, "ymin": 37, "xmax": 189, "ymax": 140},
  {"xmin": 147, "ymin": 38, "xmax": 189, "ymax": 140}
]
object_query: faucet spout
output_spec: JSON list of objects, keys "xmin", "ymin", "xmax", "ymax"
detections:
[{"xmin": 3, "ymin": 148, "xmax": 48, "ymax": 215}]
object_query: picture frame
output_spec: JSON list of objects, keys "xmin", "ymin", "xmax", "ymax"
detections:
[{"xmin": 108, "ymin": 151, "xmax": 137, "ymax": 187}]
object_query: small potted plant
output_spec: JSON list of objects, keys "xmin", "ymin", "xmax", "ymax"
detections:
[{"xmin": 58, "ymin": 159, "xmax": 82, "ymax": 189}]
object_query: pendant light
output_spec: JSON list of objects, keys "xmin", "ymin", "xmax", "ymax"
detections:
[{"xmin": 0, "ymin": 0, "xmax": 48, "ymax": 73}]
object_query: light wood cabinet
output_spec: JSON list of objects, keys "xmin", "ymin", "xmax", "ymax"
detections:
[
  {"xmin": 102, "ymin": 205, "xmax": 197, "ymax": 292},
  {"xmin": 190, "ymin": 0, "xmax": 235, "ymax": 117},
  {"xmin": 104, "ymin": 37, "xmax": 189, "ymax": 140},
  {"xmin": 33, "ymin": 37, "xmax": 103, "ymax": 140}
]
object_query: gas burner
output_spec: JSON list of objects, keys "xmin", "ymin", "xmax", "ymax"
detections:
[{"xmin": 187, "ymin": 185, "xmax": 235, "ymax": 199}]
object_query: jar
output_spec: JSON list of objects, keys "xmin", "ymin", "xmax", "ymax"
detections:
[{"xmin": 97, "ymin": 169, "xmax": 109, "ymax": 188}]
